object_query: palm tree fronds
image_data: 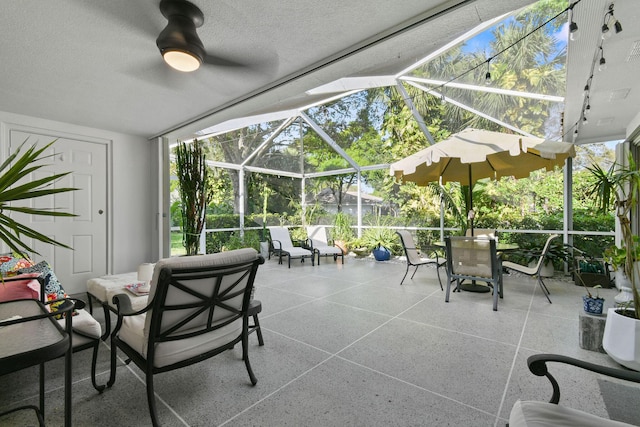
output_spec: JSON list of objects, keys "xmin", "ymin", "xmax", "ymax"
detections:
[{"xmin": 0, "ymin": 139, "xmax": 77, "ymax": 255}]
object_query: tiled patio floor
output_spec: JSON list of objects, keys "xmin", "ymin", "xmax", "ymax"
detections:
[{"xmin": 1, "ymin": 255, "xmax": 637, "ymax": 426}]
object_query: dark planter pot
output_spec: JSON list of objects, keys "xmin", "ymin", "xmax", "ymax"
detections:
[
  {"xmin": 582, "ymin": 295, "xmax": 604, "ymax": 315},
  {"xmin": 372, "ymin": 246, "xmax": 391, "ymax": 261}
]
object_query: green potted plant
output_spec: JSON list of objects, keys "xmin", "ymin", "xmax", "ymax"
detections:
[
  {"xmin": 174, "ymin": 139, "xmax": 212, "ymax": 256},
  {"xmin": 359, "ymin": 226, "xmax": 399, "ymax": 261},
  {"xmin": 0, "ymin": 140, "xmax": 77, "ymax": 255},
  {"xmin": 588, "ymin": 155, "xmax": 640, "ymax": 371},
  {"xmin": 522, "ymin": 240, "xmax": 571, "ymax": 277},
  {"xmin": 603, "ymin": 242, "xmax": 637, "ymax": 302},
  {"xmin": 332, "ymin": 212, "xmax": 354, "ymax": 255}
]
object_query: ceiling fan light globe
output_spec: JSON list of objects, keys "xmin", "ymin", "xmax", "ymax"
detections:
[{"xmin": 163, "ymin": 50, "xmax": 201, "ymax": 72}]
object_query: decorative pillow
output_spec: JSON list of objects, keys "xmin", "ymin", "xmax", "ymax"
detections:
[
  {"xmin": 0, "ymin": 253, "xmax": 35, "ymax": 277},
  {"xmin": 18, "ymin": 261, "xmax": 68, "ymax": 318},
  {"xmin": 0, "ymin": 273, "xmax": 42, "ymax": 302},
  {"xmin": 18, "ymin": 261, "xmax": 64, "ymax": 298}
]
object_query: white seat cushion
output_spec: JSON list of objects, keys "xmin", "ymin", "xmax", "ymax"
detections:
[
  {"xmin": 119, "ymin": 313, "xmax": 242, "ymax": 368},
  {"xmin": 509, "ymin": 400, "xmax": 634, "ymax": 427},
  {"xmin": 316, "ymin": 246, "xmax": 343, "ymax": 256},
  {"xmin": 282, "ymin": 247, "xmax": 312, "ymax": 257},
  {"xmin": 87, "ymin": 272, "xmax": 138, "ymax": 302},
  {"xmin": 58, "ymin": 308, "xmax": 102, "ymax": 339}
]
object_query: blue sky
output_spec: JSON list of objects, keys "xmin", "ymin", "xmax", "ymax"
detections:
[{"xmin": 460, "ymin": 16, "xmax": 569, "ymax": 58}]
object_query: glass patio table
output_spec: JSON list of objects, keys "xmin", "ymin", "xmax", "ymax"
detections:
[{"xmin": 0, "ymin": 298, "xmax": 74, "ymax": 426}]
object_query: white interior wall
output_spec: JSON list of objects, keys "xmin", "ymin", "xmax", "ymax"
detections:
[{"xmin": 0, "ymin": 110, "xmax": 154, "ymax": 277}]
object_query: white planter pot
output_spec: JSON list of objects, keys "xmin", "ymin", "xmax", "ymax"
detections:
[
  {"xmin": 259, "ymin": 241, "xmax": 269, "ymax": 258},
  {"xmin": 614, "ymin": 267, "xmax": 631, "ymax": 290},
  {"xmin": 602, "ymin": 307, "xmax": 640, "ymax": 371},
  {"xmin": 615, "ymin": 287, "xmax": 634, "ymax": 304},
  {"xmin": 529, "ymin": 260, "xmax": 554, "ymax": 277}
]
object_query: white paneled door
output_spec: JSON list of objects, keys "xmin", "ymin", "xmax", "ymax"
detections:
[{"xmin": 9, "ymin": 129, "xmax": 108, "ymax": 294}]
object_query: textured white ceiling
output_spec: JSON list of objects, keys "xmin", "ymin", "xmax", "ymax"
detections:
[
  {"xmin": 564, "ymin": 0, "xmax": 640, "ymax": 144},
  {"xmin": 0, "ymin": 0, "xmax": 536, "ymax": 140},
  {"xmin": 3, "ymin": 0, "xmax": 636, "ymax": 144}
]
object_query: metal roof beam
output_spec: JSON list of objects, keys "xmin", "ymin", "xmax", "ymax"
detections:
[
  {"xmin": 405, "ymin": 81, "xmax": 535, "ymax": 137},
  {"xmin": 396, "ymin": 82, "xmax": 436, "ymax": 145},
  {"xmin": 401, "ymin": 76, "xmax": 564, "ymax": 103},
  {"xmin": 299, "ymin": 111, "xmax": 360, "ymax": 170}
]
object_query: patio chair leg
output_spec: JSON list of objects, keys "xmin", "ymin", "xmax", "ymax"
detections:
[
  {"xmin": 253, "ymin": 314, "xmax": 264, "ymax": 346},
  {"xmin": 146, "ymin": 371, "xmax": 161, "ymax": 427},
  {"xmin": 90, "ymin": 343, "xmax": 106, "ymax": 393},
  {"xmin": 435, "ymin": 265, "xmax": 444, "ymax": 291},
  {"xmin": 400, "ymin": 265, "xmax": 410, "ymax": 285},
  {"xmin": 445, "ymin": 276, "xmax": 453, "ymax": 302},
  {"xmin": 538, "ymin": 277, "xmax": 552, "ymax": 303},
  {"xmin": 242, "ymin": 333, "xmax": 258, "ymax": 386},
  {"xmin": 410, "ymin": 265, "xmax": 419, "ymax": 280}
]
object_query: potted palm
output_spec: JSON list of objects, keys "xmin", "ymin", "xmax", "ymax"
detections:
[
  {"xmin": 0, "ymin": 140, "xmax": 77, "ymax": 255},
  {"xmin": 174, "ymin": 139, "xmax": 212, "ymax": 256},
  {"xmin": 588, "ymin": 154, "xmax": 640, "ymax": 370}
]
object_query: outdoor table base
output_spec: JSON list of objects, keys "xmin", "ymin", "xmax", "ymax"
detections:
[{"xmin": 459, "ymin": 281, "xmax": 491, "ymax": 293}]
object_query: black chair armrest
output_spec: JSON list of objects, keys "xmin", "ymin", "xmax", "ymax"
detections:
[
  {"xmin": 302, "ymin": 238, "xmax": 313, "ymax": 250},
  {"xmin": 527, "ymin": 353, "xmax": 640, "ymax": 404},
  {"xmin": 111, "ymin": 293, "xmax": 151, "ymax": 317}
]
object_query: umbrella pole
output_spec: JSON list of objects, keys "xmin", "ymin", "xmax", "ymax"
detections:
[
  {"xmin": 468, "ymin": 167, "xmax": 474, "ymax": 236},
  {"xmin": 440, "ymin": 192, "xmax": 444, "ymax": 242}
]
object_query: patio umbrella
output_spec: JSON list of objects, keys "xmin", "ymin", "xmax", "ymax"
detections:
[{"xmin": 389, "ymin": 128, "xmax": 575, "ymax": 234}]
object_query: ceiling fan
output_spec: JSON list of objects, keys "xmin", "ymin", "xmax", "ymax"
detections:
[{"xmin": 156, "ymin": 0, "xmax": 246, "ymax": 73}]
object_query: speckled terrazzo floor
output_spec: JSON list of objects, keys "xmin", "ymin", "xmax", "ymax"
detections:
[{"xmin": 1, "ymin": 255, "xmax": 637, "ymax": 426}]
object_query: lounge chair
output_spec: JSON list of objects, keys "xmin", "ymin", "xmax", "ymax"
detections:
[
  {"xmin": 306, "ymin": 225, "xmax": 344, "ymax": 265},
  {"xmin": 268, "ymin": 226, "xmax": 315, "ymax": 268}
]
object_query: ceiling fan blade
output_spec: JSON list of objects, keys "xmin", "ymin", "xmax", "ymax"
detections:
[
  {"xmin": 202, "ymin": 54, "xmax": 249, "ymax": 68},
  {"xmin": 203, "ymin": 52, "xmax": 280, "ymax": 77}
]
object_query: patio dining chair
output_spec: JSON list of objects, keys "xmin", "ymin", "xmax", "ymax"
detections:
[
  {"xmin": 444, "ymin": 236, "xmax": 503, "ymax": 311},
  {"xmin": 268, "ymin": 226, "xmax": 314, "ymax": 268},
  {"xmin": 107, "ymin": 249, "xmax": 264, "ymax": 427},
  {"xmin": 306, "ymin": 225, "xmax": 344, "ymax": 265},
  {"xmin": 465, "ymin": 228, "xmax": 497, "ymax": 239},
  {"xmin": 396, "ymin": 230, "xmax": 445, "ymax": 289},
  {"xmin": 502, "ymin": 234, "xmax": 558, "ymax": 304}
]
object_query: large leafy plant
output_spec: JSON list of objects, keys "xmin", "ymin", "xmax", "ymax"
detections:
[
  {"xmin": 588, "ymin": 155, "xmax": 640, "ymax": 319},
  {"xmin": 0, "ymin": 140, "xmax": 77, "ymax": 255}
]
